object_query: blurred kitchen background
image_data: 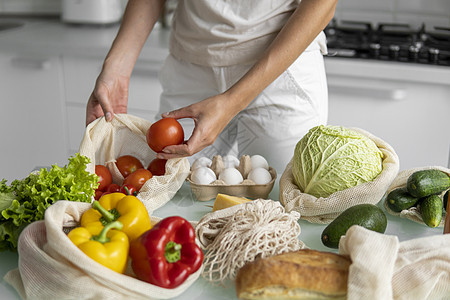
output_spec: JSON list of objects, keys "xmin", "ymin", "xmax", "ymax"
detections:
[{"xmin": 0, "ymin": 0, "xmax": 449, "ymax": 183}]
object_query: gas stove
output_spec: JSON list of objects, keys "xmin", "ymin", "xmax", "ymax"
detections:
[{"xmin": 325, "ymin": 19, "xmax": 450, "ymax": 67}]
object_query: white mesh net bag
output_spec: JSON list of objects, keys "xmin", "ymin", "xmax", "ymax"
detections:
[
  {"xmin": 195, "ymin": 199, "xmax": 305, "ymax": 285},
  {"xmin": 78, "ymin": 114, "xmax": 190, "ymax": 214},
  {"xmin": 279, "ymin": 127, "xmax": 400, "ymax": 224}
]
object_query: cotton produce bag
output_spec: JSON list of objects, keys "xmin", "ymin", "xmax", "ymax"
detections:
[
  {"xmin": 384, "ymin": 166, "xmax": 450, "ymax": 227},
  {"xmin": 279, "ymin": 127, "xmax": 400, "ymax": 224},
  {"xmin": 78, "ymin": 114, "xmax": 190, "ymax": 214},
  {"xmin": 4, "ymin": 200, "xmax": 202, "ymax": 300},
  {"xmin": 340, "ymin": 225, "xmax": 450, "ymax": 300}
]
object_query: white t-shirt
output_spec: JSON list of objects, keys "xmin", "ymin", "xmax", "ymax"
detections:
[{"xmin": 169, "ymin": 0, "xmax": 327, "ymax": 67}]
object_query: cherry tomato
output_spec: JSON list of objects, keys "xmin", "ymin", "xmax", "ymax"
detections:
[
  {"xmin": 146, "ymin": 118, "xmax": 184, "ymax": 153},
  {"xmin": 120, "ymin": 184, "xmax": 138, "ymax": 196},
  {"xmin": 147, "ymin": 158, "xmax": 167, "ymax": 176},
  {"xmin": 94, "ymin": 190, "xmax": 103, "ymax": 200},
  {"xmin": 95, "ymin": 165, "xmax": 112, "ymax": 191},
  {"xmin": 116, "ymin": 155, "xmax": 144, "ymax": 178},
  {"xmin": 105, "ymin": 183, "xmax": 121, "ymax": 193},
  {"xmin": 123, "ymin": 169, "xmax": 153, "ymax": 191}
]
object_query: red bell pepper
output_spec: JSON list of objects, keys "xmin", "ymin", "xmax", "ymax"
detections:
[{"xmin": 129, "ymin": 216, "xmax": 203, "ymax": 289}]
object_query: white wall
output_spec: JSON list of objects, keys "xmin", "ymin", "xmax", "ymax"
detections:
[{"xmin": 0, "ymin": 0, "xmax": 60, "ymax": 14}]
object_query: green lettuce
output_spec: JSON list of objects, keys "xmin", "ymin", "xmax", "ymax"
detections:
[
  {"xmin": 0, "ymin": 153, "xmax": 99, "ymax": 251},
  {"xmin": 293, "ymin": 125, "xmax": 383, "ymax": 198}
]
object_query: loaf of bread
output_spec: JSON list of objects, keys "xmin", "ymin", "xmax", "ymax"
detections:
[{"xmin": 235, "ymin": 249, "xmax": 351, "ymax": 300}]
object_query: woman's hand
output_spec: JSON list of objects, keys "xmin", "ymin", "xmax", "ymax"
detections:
[
  {"xmin": 156, "ymin": 93, "xmax": 239, "ymax": 159},
  {"xmin": 86, "ymin": 71, "xmax": 129, "ymax": 126},
  {"xmin": 85, "ymin": 0, "xmax": 166, "ymax": 126}
]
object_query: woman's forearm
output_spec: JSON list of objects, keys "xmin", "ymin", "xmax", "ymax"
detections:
[
  {"xmin": 102, "ymin": 0, "xmax": 166, "ymax": 77},
  {"xmin": 225, "ymin": 0, "xmax": 337, "ymax": 112}
]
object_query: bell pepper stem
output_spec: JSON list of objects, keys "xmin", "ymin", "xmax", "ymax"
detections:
[
  {"xmin": 91, "ymin": 221, "xmax": 123, "ymax": 244},
  {"xmin": 165, "ymin": 241, "xmax": 182, "ymax": 263},
  {"xmin": 92, "ymin": 200, "xmax": 116, "ymax": 223}
]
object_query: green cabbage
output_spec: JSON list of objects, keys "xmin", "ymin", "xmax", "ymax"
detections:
[{"xmin": 292, "ymin": 125, "xmax": 383, "ymax": 198}]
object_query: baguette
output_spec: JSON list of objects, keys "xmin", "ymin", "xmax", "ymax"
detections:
[{"xmin": 235, "ymin": 249, "xmax": 351, "ymax": 300}]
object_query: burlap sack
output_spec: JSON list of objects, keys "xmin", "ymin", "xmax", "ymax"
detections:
[
  {"xmin": 195, "ymin": 199, "xmax": 305, "ymax": 285},
  {"xmin": 339, "ymin": 225, "xmax": 450, "ymax": 300},
  {"xmin": 279, "ymin": 128, "xmax": 400, "ymax": 224},
  {"xmin": 384, "ymin": 166, "xmax": 449, "ymax": 227},
  {"xmin": 78, "ymin": 114, "xmax": 190, "ymax": 214},
  {"xmin": 4, "ymin": 200, "xmax": 202, "ymax": 300}
]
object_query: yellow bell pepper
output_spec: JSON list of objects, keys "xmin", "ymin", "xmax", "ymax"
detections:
[
  {"xmin": 81, "ymin": 193, "xmax": 152, "ymax": 242},
  {"xmin": 68, "ymin": 221, "xmax": 129, "ymax": 273}
]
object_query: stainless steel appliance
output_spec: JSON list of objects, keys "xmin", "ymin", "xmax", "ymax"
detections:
[{"xmin": 325, "ymin": 19, "xmax": 450, "ymax": 67}]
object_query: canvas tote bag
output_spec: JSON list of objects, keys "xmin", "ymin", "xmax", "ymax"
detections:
[
  {"xmin": 78, "ymin": 114, "xmax": 190, "ymax": 214},
  {"xmin": 279, "ymin": 128, "xmax": 400, "ymax": 224},
  {"xmin": 384, "ymin": 166, "xmax": 449, "ymax": 227},
  {"xmin": 4, "ymin": 200, "xmax": 202, "ymax": 300}
]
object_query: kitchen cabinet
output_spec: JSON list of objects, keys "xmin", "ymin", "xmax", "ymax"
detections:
[
  {"xmin": 0, "ymin": 52, "xmax": 68, "ymax": 182},
  {"xmin": 62, "ymin": 55, "xmax": 164, "ymax": 156},
  {"xmin": 326, "ymin": 58, "xmax": 450, "ymax": 170}
]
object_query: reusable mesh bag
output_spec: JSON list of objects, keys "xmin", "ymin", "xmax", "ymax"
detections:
[
  {"xmin": 279, "ymin": 127, "xmax": 400, "ymax": 224},
  {"xmin": 383, "ymin": 166, "xmax": 450, "ymax": 227},
  {"xmin": 78, "ymin": 114, "xmax": 190, "ymax": 214},
  {"xmin": 195, "ymin": 199, "xmax": 305, "ymax": 285},
  {"xmin": 339, "ymin": 225, "xmax": 450, "ymax": 300},
  {"xmin": 4, "ymin": 200, "xmax": 202, "ymax": 300}
]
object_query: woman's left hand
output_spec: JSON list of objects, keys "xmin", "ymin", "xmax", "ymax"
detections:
[{"xmin": 156, "ymin": 93, "xmax": 239, "ymax": 159}]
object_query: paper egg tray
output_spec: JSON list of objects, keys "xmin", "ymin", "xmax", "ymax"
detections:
[{"xmin": 187, "ymin": 155, "xmax": 277, "ymax": 201}]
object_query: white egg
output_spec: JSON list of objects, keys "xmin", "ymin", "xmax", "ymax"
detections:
[
  {"xmin": 222, "ymin": 155, "xmax": 240, "ymax": 168},
  {"xmin": 218, "ymin": 168, "xmax": 244, "ymax": 185},
  {"xmin": 191, "ymin": 157, "xmax": 212, "ymax": 170},
  {"xmin": 251, "ymin": 155, "xmax": 269, "ymax": 170},
  {"xmin": 191, "ymin": 167, "xmax": 216, "ymax": 184},
  {"xmin": 248, "ymin": 167, "xmax": 272, "ymax": 185}
]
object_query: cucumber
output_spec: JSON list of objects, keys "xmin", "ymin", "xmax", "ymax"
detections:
[
  {"xmin": 321, "ymin": 204, "xmax": 387, "ymax": 249},
  {"xmin": 406, "ymin": 169, "xmax": 450, "ymax": 198},
  {"xmin": 420, "ymin": 194, "xmax": 443, "ymax": 228},
  {"xmin": 386, "ymin": 187, "xmax": 419, "ymax": 212}
]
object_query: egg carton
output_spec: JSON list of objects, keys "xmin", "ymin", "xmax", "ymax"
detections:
[{"xmin": 187, "ymin": 155, "xmax": 277, "ymax": 201}]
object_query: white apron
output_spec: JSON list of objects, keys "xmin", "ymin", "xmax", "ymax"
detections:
[{"xmin": 158, "ymin": 0, "xmax": 328, "ymax": 173}]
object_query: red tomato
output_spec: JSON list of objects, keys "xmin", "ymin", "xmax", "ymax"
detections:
[
  {"xmin": 95, "ymin": 165, "xmax": 112, "ymax": 191},
  {"xmin": 105, "ymin": 183, "xmax": 121, "ymax": 193},
  {"xmin": 123, "ymin": 169, "xmax": 153, "ymax": 191},
  {"xmin": 146, "ymin": 118, "xmax": 184, "ymax": 153},
  {"xmin": 116, "ymin": 155, "xmax": 144, "ymax": 178},
  {"xmin": 120, "ymin": 184, "xmax": 138, "ymax": 196},
  {"xmin": 147, "ymin": 158, "xmax": 167, "ymax": 176},
  {"xmin": 94, "ymin": 190, "xmax": 103, "ymax": 200}
]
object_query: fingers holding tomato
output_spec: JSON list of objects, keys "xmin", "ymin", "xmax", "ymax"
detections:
[{"xmin": 146, "ymin": 118, "xmax": 184, "ymax": 153}]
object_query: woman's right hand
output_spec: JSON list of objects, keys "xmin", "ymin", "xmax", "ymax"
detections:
[{"xmin": 85, "ymin": 70, "xmax": 129, "ymax": 126}]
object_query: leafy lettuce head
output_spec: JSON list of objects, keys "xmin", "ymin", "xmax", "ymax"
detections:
[{"xmin": 292, "ymin": 125, "xmax": 383, "ymax": 198}]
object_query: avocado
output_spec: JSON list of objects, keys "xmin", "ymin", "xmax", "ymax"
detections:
[{"xmin": 321, "ymin": 203, "xmax": 387, "ymax": 249}]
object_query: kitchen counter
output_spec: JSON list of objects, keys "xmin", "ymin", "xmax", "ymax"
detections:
[{"xmin": 0, "ymin": 178, "xmax": 445, "ymax": 300}]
